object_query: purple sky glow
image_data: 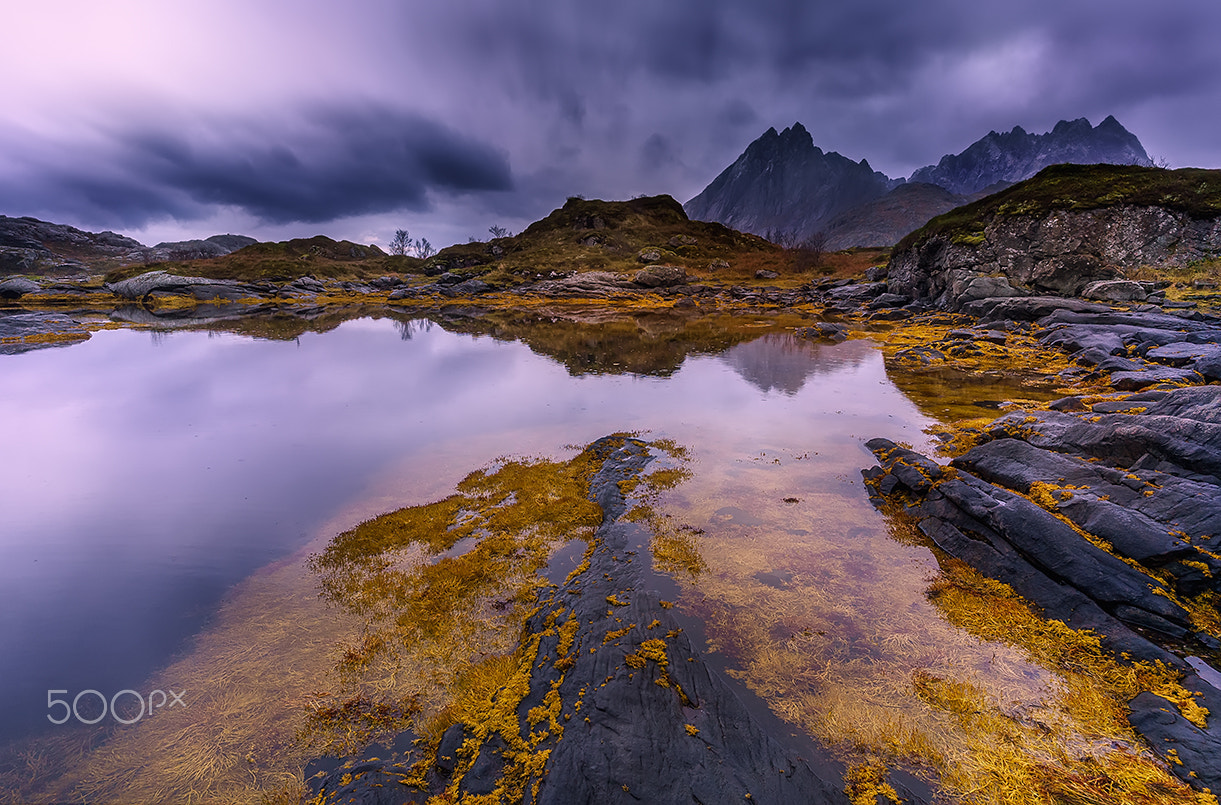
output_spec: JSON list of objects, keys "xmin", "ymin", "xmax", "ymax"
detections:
[{"xmin": 2, "ymin": 0, "xmax": 1219, "ymax": 249}]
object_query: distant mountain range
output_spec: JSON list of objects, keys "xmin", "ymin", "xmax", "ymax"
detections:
[
  {"xmin": 0, "ymin": 214, "xmax": 256, "ymax": 275},
  {"xmin": 684, "ymin": 116, "xmax": 1152, "ymax": 250}
]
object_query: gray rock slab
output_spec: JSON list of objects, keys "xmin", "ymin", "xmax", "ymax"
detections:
[
  {"xmin": 1129, "ymin": 676, "xmax": 1221, "ymax": 793},
  {"xmin": 107, "ymin": 270, "xmax": 244, "ymax": 300},
  {"xmin": 952, "ymin": 438, "xmax": 1210, "ymax": 565},
  {"xmin": 0, "ymin": 277, "xmax": 40, "ymax": 298},
  {"xmin": 530, "ymin": 271, "xmax": 639, "ymax": 297},
  {"xmin": 1146, "ymin": 342, "xmax": 1221, "ymax": 366},
  {"xmin": 1082, "ymin": 279, "xmax": 1150, "ymax": 302},
  {"xmin": 987, "ymin": 409, "xmax": 1221, "ymax": 483},
  {"xmin": 0, "ymin": 311, "xmax": 90, "ymax": 354},
  {"xmin": 865, "ymin": 440, "xmax": 1191, "ymax": 634},
  {"xmin": 967, "ymin": 296, "xmax": 1112, "ymax": 322}
]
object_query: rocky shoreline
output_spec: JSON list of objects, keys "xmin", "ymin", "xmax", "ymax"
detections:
[
  {"xmin": 291, "ymin": 285, "xmax": 1221, "ymax": 799},
  {"xmin": 5, "ymin": 262, "xmax": 1221, "ymax": 800},
  {"xmin": 860, "ymin": 302, "xmax": 1221, "ymax": 793}
]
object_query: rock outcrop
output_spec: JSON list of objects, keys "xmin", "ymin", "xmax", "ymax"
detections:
[
  {"xmin": 308, "ymin": 436, "xmax": 850, "ymax": 805},
  {"xmin": 887, "ymin": 165, "xmax": 1221, "ymax": 309},
  {"xmin": 106, "ymin": 270, "xmax": 256, "ymax": 302},
  {"xmin": 0, "ymin": 277, "xmax": 41, "ymax": 299}
]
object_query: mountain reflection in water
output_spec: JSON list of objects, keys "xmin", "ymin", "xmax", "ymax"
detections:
[{"xmin": 719, "ymin": 332, "xmax": 871, "ymax": 395}]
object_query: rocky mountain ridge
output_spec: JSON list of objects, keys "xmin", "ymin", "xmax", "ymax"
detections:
[
  {"xmin": 910, "ymin": 115, "xmax": 1151, "ymax": 195},
  {"xmin": 684, "ymin": 123, "xmax": 897, "ymax": 243},
  {"xmin": 685, "ymin": 116, "xmax": 1153, "ymax": 249}
]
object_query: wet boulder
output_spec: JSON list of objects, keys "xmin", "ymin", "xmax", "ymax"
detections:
[{"xmin": 796, "ymin": 322, "xmax": 849, "ymax": 343}]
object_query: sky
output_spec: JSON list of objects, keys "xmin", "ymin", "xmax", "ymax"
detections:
[{"xmin": 2, "ymin": 0, "xmax": 1219, "ymax": 250}]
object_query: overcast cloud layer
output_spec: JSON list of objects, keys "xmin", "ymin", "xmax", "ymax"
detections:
[{"xmin": 2, "ymin": 0, "xmax": 1219, "ymax": 248}]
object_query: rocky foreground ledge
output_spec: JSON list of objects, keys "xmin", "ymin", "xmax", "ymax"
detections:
[
  {"xmin": 306, "ymin": 437, "xmax": 850, "ymax": 805},
  {"xmin": 863, "ymin": 349, "xmax": 1221, "ymax": 796}
]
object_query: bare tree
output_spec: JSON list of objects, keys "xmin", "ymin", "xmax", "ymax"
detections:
[
  {"xmin": 389, "ymin": 229, "xmax": 411, "ymax": 256},
  {"xmin": 413, "ymin": 238, "xmax": 435, "ymax": 259},
  {"xmin": 488, "ymin": 225, "xmax": 508, "ymax": 239},
  {"xmin": 794, "ymin": 231, "xmax": 829, "ymax": 271},
  {"xmin": 764, "ymin": 228, "xmax": 800, "ymax": 249},
  {"xmin": 802, "ymin": 231, "xmax": 828, "ymax": 264}
]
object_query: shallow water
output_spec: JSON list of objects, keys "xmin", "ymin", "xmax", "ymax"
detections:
[{"xmin": 0, "ymin": 310, "xmax": 1162, "ymax": 803}]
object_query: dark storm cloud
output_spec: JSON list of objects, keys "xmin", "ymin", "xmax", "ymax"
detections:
[
  {"xmin": 1, "ymin": 105, "xmax": 512, "ymax": 228},
  {"xmin": 4, "ymin": 0, "xmax": 1220, "ymax": 242},
  {"xmin": 434, "ymin": 0, "xmax": 1221, "ymax": 178},
  {"xmin": 640, "ymin": 134, "xmax": 682, "ymax": 174}
]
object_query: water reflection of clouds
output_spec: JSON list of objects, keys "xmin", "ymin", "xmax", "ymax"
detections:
[{"xmin": 0, "ymin": 316, "xmax": 933, "ymax": 743}]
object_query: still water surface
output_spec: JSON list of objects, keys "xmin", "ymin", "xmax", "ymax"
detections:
[{"xmin": 0, "ymin": 311, "xmax": 1028, "ymax": 800}]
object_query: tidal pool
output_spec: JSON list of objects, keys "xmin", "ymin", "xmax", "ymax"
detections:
[{"xmin": 0, "ymin": 309, "xmax": 1194, "ymax": 804}]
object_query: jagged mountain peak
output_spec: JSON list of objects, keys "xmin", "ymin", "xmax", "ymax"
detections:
[
  {"xmin": 684, "ymin": 122, "xmax": 892, "ymax": 241},
  {"xmin": 1051, "ymin": 116, "xmax": 1093, "ymax": 135},
  {"xmin": 910, "ymin": 116, "xmax": 1151, "ymax": 195},
  {"xmin": 747, "ymin": 122, "xmax": 818, "ymax": 157}
]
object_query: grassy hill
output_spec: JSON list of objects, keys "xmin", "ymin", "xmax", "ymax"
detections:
[
  {"xmin": 427, "ymin": 194, "xmax": 791, "ymax": 285},
  {"xmin": 104, "ymin": 195, "xmax": 886, "ymax": 288},
  {"xmin": 104, "ymin": 236, "xmax": 414, "ymax": 284}
]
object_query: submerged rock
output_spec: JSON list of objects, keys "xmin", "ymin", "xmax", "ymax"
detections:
[
  {"xmin": 309, "ymin": 436, "xmax": 849, "ymax": 805},
  {"xmin": 0, "ymin": 310, "xmax": 90, "ymax": 354}
]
